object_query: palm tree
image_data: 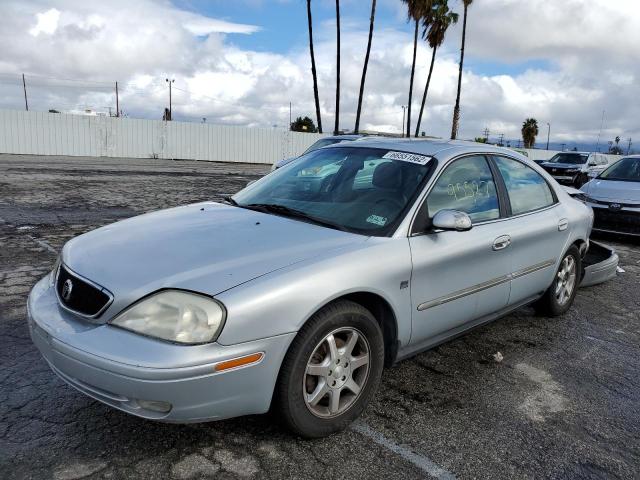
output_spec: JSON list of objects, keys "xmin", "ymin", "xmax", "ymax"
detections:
[
  {"xmin": 521, "ymin": 118, "xmax": 539, "ymax": 148},
  {"xmin": 334, "ymin": 0, "xmax": 341, "ymax": 135},
  {"xmin": 402, "ymin": 0, "xmax": 432, "ymax": 138},
  {"xmin": 414, "ymin": 0, "xmax": 458, "ymax": 137},
  {"xmin": 306, "ymin": 1, "xmax": 323, "ymax": 134},
  {"xmin": 450, "ymin": 0, "xmax": 473, "ymax": 139},
  {"xmin": 306, "ymin": 0, "xmax": 322, "ymax": 133},
  {"xmin": 354, "ymin": 0, "xmax": 377, "ymax": 134}
]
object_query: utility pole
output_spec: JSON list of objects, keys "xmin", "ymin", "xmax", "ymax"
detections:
[
  {"xmin": 483, "ymin": 127, "xmax": 490, "ymax": 142},
  {"xmin": 289, "ymin": 102, "xmax": 292, "ymax": 130},
  {"xmin": 546, "ymin": 122, "xmax": 551, "ymax": 150},
  {"xmin": 595, "ymin": 110, "xmax": 605, "ymax": 152},
  {"xmin": 401, "ymin": 106, "xmax": 407, "ymax": 136},
  {"xmin": 115, "ymin": 81, "xmax": 119, "ymax": 117},
  {"xmin": 165, "ymin": 78, "xmax": 174, "ymax": 120},
  {"xmin": 628, "ymin": 138, "xmax": 633, "ymax": 155},
  {"xmin": 22, "ymin": 74, "xmax": 28, "ymax": 111},
  {"xmin": 498, "ymin": 133, "xmax": 504, "ymax": 146}
]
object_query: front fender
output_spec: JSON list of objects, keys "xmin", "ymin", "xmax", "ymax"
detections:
[{"xmin": 215, "ymin": 238, "xmax": 413, "ymax": 347}]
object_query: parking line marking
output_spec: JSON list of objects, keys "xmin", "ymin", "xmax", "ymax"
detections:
[{"xmin": 351, "ymin": 422, "xmax": 456, "ymax": 479}]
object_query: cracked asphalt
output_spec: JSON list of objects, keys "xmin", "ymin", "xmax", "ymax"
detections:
[{"xmin": 1, "ymin": 154, "xmax": 639, "ymax": 479}]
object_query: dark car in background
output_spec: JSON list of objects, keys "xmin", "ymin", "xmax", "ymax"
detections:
[{"xmin": 540, "ymin": 152, "xmax": 609, "ymax": 188}]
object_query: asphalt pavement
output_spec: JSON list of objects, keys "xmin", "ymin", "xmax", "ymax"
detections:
[{"xmin": 1, "ymin": 154, "xmax": 639, "ymax": 479}]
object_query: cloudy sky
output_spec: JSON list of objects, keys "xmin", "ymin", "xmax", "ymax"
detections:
[{"xmin": 0, "ymin": 0, "xmax": 638, "ymax": 149}]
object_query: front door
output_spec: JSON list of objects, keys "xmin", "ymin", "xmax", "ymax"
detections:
[{"xmin": 409, "ymin": 155, "xmax": 511, "ymax": 345}]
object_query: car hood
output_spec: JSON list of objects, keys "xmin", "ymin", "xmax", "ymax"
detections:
[
  {"xmin": 582, "ymin": 179, "xmax": 640, "ymax": 203},
  {"xmin": 62, "ymin": 202, "xmax": 367, "ymax": 319},
  {"xmin": 542, "ymin": 162, "xmax": 583, "ymax": 169}
]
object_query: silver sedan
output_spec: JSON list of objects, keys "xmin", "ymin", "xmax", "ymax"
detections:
[
  {"xmin": 29, "ymin": 139, "xmax": 596, "ymax": 438},
  {"xmin": 580, "ymin": 155, "xmax": 640, "ymax": 236}
]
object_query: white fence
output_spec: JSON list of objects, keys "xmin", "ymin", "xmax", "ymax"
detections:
[
  {"xmin": 0, "ymin": 109, "xmax": 325, "ymax": 164},
  {"xmin": 0, "ymin": 109, "xmax": 624, "ymax": 165}
]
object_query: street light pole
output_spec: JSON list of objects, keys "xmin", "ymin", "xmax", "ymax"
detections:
[
  {"xmin": 401, "ymin": 106, "xmax": 407, "ymax": 136},
  {"xmin": 546, "ymin": 122, "xmax": 550, "ymax": 150},
  {"xmin": 165, "ymin": 78, "xmax": 175, "ymax": 120}
]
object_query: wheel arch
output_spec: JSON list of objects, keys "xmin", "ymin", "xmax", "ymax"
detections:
[{"xmin": 287, "ymin": 290, "xmax": 400, "ymax": 369}]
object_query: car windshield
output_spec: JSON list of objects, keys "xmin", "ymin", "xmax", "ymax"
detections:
[
  {"xmin": 232, "ymin": 147, "xmax": 433, "ymax": 236},
  {"xmin": 548, "ymin": 153, "xmax": 589, "ymax": 164},
  {"xmin": 303, "ymin": 137, "xmax": 353, "ymax": 154},
  {"xmin": 598, "ymin": 157, "xmax": 640, "ymax": 181}
]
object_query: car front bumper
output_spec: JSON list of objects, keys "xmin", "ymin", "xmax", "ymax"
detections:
[
  {"xmin": 588, "ymin": 204, "xmax": 640, "ymax": 236},
  {"xmin": 27, "ymin": 277, "xmax": 296, "ymax": 423},
  {"xmin": 548, "ymin": 173, "xmax": 581, "ymax": 184}
]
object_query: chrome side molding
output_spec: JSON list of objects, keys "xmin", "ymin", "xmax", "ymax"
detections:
[{"xmin": 417, "ymin": 259, "xmax": 556, "ymax": 311}]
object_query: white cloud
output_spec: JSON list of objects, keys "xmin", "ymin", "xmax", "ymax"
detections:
[
  {"xmin": 29, "ymin": 8, "xmax": 60, "ymax": 36},
  {"xmin": 1, "ymin": 0, "xmax": 639, "ymax": 148}
]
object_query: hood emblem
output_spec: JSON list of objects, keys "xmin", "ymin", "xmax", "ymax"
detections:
[
  {"xmin": 61, "ymin": 279, "xmax": 73, "ymax": 301},
  {"xmin": 609, "ymin": 203, "xmax": 622, "ymax": 211}
]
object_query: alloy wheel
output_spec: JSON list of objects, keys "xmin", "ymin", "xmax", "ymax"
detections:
[
  {"xmin": 555, "ymin": 255, "xmax": 577, "ymax": 306},
  {"xmin": 303, "ymin": 327, "xmax": 370, "ymax": 418}
]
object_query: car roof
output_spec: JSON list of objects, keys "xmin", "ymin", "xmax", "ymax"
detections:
[
  {"xmin": 322, "ymin": 134, "xmax": 362, "ymax": 141},
  {"xmin": 323, "ymin": 137, "xmax": 525, "ymax": 161}
]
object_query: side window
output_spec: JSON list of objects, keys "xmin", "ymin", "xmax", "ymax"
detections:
[
  {"xmin": 427, "ymin": 156, "xmax": 500, "ymax": 223},
  {"xmin": 494, "ymin": 156, "xmax": 555, "ymax": 215}
]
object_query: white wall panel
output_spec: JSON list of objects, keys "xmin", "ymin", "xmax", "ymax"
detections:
[
  {"xmin": 0, "ymin": 109, "xmax": 327, "ymax": 164},
  {"xmin": 3, "ymin": 109, "xmax": 623, "ymax": 166}
]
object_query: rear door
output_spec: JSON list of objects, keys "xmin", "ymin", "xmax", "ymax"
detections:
[{"xmin": 491, "ymin": 156, "xmax": 570, "ymax": 305}]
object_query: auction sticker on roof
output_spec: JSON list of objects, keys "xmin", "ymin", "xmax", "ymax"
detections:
[{"xmin": 382, "ymin": 151, "xmax": 432, "ymax": 165}]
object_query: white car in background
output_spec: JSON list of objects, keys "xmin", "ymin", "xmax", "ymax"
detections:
[{"xmin": 581, "ymin": 155, "xmax": 640, "ymax": 236}]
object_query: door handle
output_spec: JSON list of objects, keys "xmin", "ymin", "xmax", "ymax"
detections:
[
  {"xmin": 558, "ymin": 218, "xmax": 569, "ymax": 231},
  {"xmin": 493, "ymin": 235, "xmax": 511, "ymax": 251}
]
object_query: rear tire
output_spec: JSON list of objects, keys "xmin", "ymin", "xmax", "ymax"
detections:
[
  {"xmin": 275, "ymin": 300, "xmax": 384, "ymax": 438},
  {"xmin": 534, "ymin": 246, "xmax": 581, "ymax": 317}
]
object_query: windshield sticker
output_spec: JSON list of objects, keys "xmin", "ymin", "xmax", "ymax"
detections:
[
  {"xmin": 366, "ymin": 214, "xmax": 388, "ymax": 226},
  {"xmin": 382, "ymin": 151, "xmax": 431, "ymax": 165}
]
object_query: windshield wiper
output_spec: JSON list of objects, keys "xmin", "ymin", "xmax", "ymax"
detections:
[
  {"xmin": 222, "ymin": 195, "xmax": 238, "ymax": 206},
  {"xmin": 244, "ymin": 203, "xmax": 347, "ymax": 231}
]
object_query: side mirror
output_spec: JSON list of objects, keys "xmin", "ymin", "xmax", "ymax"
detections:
[
  {"xmin": 432, "ymin": 210, "xmax": 472, "ymax": 232},
  {"xmin": 588, "ymin": 161, "xmax": 597, "ymax": 167}
]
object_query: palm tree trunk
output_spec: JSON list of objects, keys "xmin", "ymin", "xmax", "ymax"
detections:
[
  {"xmin": 450, "ymin": 3, "xmax": 468, "ymax": 139},
  {"xmin": 306, "ymin": 0, "xmax": 322, "ymax": 133},
  {"xmin": 334, "ymin": 0, "xmax": 341, "ymax": 135},
  {"xmin": 354, "ymin": 0, "xmax": 376, "ymax": 134},
  {"xmin": 406, "ymin": 20, "xmax": 418, "ymax": 138},
  {"xmin": 414, "ymin": 45, "xmax": 437, "ymax": 138}
]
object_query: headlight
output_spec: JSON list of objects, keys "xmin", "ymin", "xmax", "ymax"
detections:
[{"xmin": 110, "ymin": 290, "xmax": 226, "ymax": 344}]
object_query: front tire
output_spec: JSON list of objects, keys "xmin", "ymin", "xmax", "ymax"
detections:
[
  {"xmin": 535, "ymin": 246, "xmax": 581, "ymax": 316},
  {"xmin": 275, "ymin": 300, "xmax": 384, "ymax": 438},
  {"xmin": 574, "ymin": 173, "xmax": 588, "ymax": 188}
]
